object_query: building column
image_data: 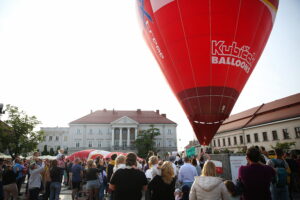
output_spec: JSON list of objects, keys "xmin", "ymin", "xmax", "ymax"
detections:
[
  {"xmin": 127, "ymin": 128, "xmax": 130, "ymax": 147},
  {"xmin": 111, "ymin": 128, "xmax": 115, "ymax": 148},
  {"xmin": 119, "ymin": 128, "xmax": 122, "ymax": 147},
  {"xmin": 135, "ymin": 128, "xmax": 137, "ymax": 140}
]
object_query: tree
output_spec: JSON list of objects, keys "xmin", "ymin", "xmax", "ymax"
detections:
[
  {"xmin": 135, "ymin": 125, "xmax": 160, "ymax": 159},
  {"xmin": 49, "ymin": 148, "xmax": 55, "ymax": 156},
  {"xmin": 42, "ymin": 145, "xmax": 49, "ymax": 155},
  {"xmin": 0, "ymin": 105, "xmax": 44, "ymax": 159},
  {"xmin": 271, "ymin": 142, "xmax": 296, "ymax": 151}
]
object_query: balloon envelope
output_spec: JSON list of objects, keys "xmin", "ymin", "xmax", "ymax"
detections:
[{"xmin": 137, "ymin": 0, "xmax": 279, "ymax": 145}]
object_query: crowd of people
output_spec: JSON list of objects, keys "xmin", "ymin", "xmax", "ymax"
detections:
[{"xmin": 0, "ymin": 146, "xmax": 299, "ymax": 200}]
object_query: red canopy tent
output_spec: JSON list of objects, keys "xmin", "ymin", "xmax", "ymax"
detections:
[{"xmin": 66, "ymin": 149, "xmax": 96, "ymax": 161}]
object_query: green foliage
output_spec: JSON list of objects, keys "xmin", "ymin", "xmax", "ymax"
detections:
[
  {"xmin": 271, "ymin": 142, "xmax": 296, "ymax": 151},
  {"xmin": 0, "ymin": 105, "xmax": 44, "ymax": 159},
  {"xmin": 49, "ymin": 148, "xmax": 55, "ymax": 156},
  {"xmin": 213, "ymin": 149, "xmax": 220, "ymax": 154},
  {"xmin": 135, "ymin": 125, "xmax": 160, "ymax": 159},
  {"xmin": 42, "ymin": 145, "xmax": 49, "ymax": 155}
]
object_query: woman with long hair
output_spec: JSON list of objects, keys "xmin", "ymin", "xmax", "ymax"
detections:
[
  {"xmin": 113, "ymin": 155, "xmax": 126, "ymax": 173},
  {"xmin": 85, "ymin": 160, "xmax": 100, "ymax": 200},
  {"xmin": 148, "ymin": 161, "xmax": 176, "ymax": 200},
  {"xmin": 190, "ymin": 161, "xmax": 230, "ymax": 200}
]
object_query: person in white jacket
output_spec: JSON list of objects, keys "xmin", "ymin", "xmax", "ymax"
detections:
[{"xmin": 189, "ymin": 161, "xmax": 230, "ymax": 200}]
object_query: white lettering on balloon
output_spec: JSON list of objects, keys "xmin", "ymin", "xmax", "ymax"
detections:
[
  {"xmin": 211, "ymin": 40, "xmax": 255, "ymax": 74},
  {"xmin": 145, "ymin": 20, "xmax": 164, "ymax": 59}
]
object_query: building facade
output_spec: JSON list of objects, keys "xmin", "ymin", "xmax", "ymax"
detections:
[
  {"xmin": 211, "ymin": 93, "xmax": 300, "ymax": 152},
  {"xmin": 38, "ymin": 109, "xmax": 178, "ymax": 155}
]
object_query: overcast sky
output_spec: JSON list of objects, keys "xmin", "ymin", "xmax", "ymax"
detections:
[{"xmin": 0, "ymin": 0, "xmax": 299, "ymax": 150}]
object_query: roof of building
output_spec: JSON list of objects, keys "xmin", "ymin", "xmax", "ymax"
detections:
[
  {"xmin": 217, "ymin": 93, "xmax": 300, "ymax": 133},
  {"xmin": 70, "ymin": 109, "xmax": 176, "ymax": 125}
]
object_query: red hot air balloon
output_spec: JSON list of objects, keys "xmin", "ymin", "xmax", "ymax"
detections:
[{"xmin": 137, "ymin": 0, "xmax": 279, "ymax": 145}]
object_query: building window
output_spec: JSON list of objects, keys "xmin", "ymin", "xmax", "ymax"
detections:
[
  {"xmin": 246, "ymin": 135, "xmax": 251, "ymax": 143},
  {"xmin": 98, "ymin": 141, "xmax": 101, "ymax": 148},
  {"xmin": 168, "ymin": 129, "xmax": 172, "ymax": 135},
  {"xmin": 254, "ymin": 133, "xmax": 259, "ymax": 142},
  {"xmin": 228, "ymin": 138, "xmax": 231, "ymax": 146},
  {"xmin": 234, "ymin": 137, "xmax": 237, "ymax": 145},
  {"xmin": 56, "ymin": 136, "xmax": 59, "ymax": 141},
  {"xmin": 240, "ymin": 135, "xmax": 243, "ymax": 144},
  {"xmin": 77, "ymin": 129, "xmax": 80, "ymax": 134},
  {"xmin": 49, "ymin": 136, "xmax": 52, "ymax": 141},
  {"xmin": 295, "ymin": 127, "xmax": 300, "ymax": 138},
  {"xmin": 89, "ymin": 129, "xmax": 93, "ymax": 134},
  {"xmin": 213, "ymin": 140, "xmax": 216, "ymax": 147},
  {"xmin": 98, "ymin": 129, "xmax": 102, "ymax": 135},
  {"xmin": 262, "ymin": 132, "xmax": 268, "ymax": 141},
  {"xmin": 64, "ymin": 136, "xmax": 67, "ymax": 141},
  {"xmin": 283, "ymin": 129, "xmax": 290, "ymax": 139},
  {"xmin": 76, "ymin": 142, "xmax": 80, "ymax": 148},
  {"xmin": 272, "ymin": 130, "xmax": 278, "ymax": 140},
  {"xmin": 88, "ymin": 141, "xmax": 92, "ymax": 147},
  {"xmin": 168, "ymin": 140, "xmax": 172, "ymax": 147},
  {"xmin": 43, "ymin": 136, "xmax": 46, "ymax": 141},
  {"xmin": 218, "ymin": 139, "xmax": 220, "ymax": 147},
  {"xmin": 223, "ymin": 138, "xmax": 226, "ymax": 146}
]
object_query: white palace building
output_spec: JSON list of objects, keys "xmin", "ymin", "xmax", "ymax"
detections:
[{"xmin": 38, "ymin": 109, "xmax": 178, "ymax": 155}]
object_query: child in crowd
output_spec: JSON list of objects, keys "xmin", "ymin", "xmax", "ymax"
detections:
[{"xmin": 224, "ymin": 180, "xmax": 240, "ymax": 200}]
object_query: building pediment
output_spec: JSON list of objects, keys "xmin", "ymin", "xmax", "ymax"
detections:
[{"xmin": 111, "ymin": 116, "xmax": 138, "ymax": 125}]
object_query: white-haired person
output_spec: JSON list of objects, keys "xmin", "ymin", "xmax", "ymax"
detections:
[{"xmin": 189, "ymin": 161, "xmax": 230, "ymax": 200}]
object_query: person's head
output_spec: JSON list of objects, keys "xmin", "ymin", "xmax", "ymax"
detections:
[
  {"xmin": 14, "ymin": 158, "xmax": 20, "ymax": 164},
  {"xmin": 201, "ymin": 161, "xmax": 216, "ymax": 177},
  {"xmin": 126, "ymin": 152, "xmax": 137, "ymax": 167},
  {"xmin": 184, "ymin": 157, "xmax": 190, "ymax": 163},
  {"xmin": 74, "ymin": 158, "xmax": 80, "ymax": 164},
  {"xmin": 115, "ymin": 155, "xmax": 126, "ymax": 166},
  {"xmin": 161, "ymin": 161, "xmax": 174, "ymax": 184},
  {"xmin": 111, "ymin": 154, "xmax": 118, "ymax": 161},
  {"xmin": 224, "ymin": 180, "xmax": 237, "ymax": 197},
  {"xmin": 51, "ymin": 159, "xmax": 58, "ymax": 168},
  {"xmin": 148, "ymin": 156, "xmax": 159, "ymax": 167},
  {"xmin": 87, "ymin": 159, "xmax": 95, "ymax": 168},
  {"xmin": 275, "ymin": 148, "xmax": 284, "ymax": 158},
  {"xmin": 260, "ymin": 146, "xmax": 266, "ymax": 152},
  {"xmin": 33, "ymin": 152, "xmax": 40, "ymax": 157},
  {"xmin": 158, "ymin": 160, "xmax": 164, "ymax": 169},
  {"xmin": 191, "ymin": 158, "xmax": 197, "ymax": 166},
  {"xmin": 246, "ymin": 146, "xmax": 261, "ymax": 163},
  {"xmin": 169, "ymin": 156, "xmax": 176, "ymax": 163}
]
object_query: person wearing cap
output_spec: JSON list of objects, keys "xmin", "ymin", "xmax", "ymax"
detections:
[
  {"xmin": 28, "ymin": 160, "xmax": 45, "ymax": 200},
  {"xmin": 109, "ymin": 152, "xmax": 148, "ymax": 200}
]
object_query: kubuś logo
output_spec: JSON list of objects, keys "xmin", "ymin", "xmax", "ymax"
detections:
[{"xmin": 211, "ymin": 40, "xmax": 256, "ymax": 74}]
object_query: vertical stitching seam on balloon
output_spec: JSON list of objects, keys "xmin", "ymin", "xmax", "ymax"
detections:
[
  {"xmin": 208, "ymin": 0, "xmax": 212, "ymax": 142},
  {"xmin": 217, "ymin": 0, "xmax": 243, "ymax": 116},
  {"xmin": 149, "ymin": 2, "xmax": 195, "ymax": 119},
  {"xmin": 229, "ymin": 1, "xmax": 267, "ymax": 109},
  {"xmin": 176, "ymin": 0, "xmax": 203, "ymax": 115}
]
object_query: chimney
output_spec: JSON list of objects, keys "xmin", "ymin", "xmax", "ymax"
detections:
[
  {"xmin": 137, "ymin": 109, "xmax": 141, "ymax": 113},
  {"xmin": 90, "ymin": 110, "xmax": 93, "ymax": 114},
  {"xmin": 156, "ymin": 110, "xmax": 160, "ymax": 114},
  {"xmin": 161, "ymin": 114, "xmax": 166, "ymax": 118},
  {"xmin": 103, "ymin": 108, "xmax": 107, "ymax": 112}
]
